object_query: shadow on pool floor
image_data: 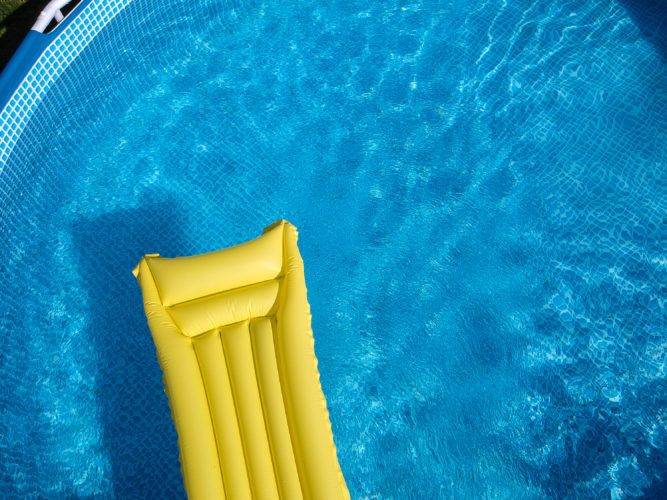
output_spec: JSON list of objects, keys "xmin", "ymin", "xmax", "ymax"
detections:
[
  {"xmin": 72, "ymin": 198, "xmax": 187, "ymax": 499},
  {"xmin": 618, "ymin": 0, "xmax": 666, "ymax": 61}
]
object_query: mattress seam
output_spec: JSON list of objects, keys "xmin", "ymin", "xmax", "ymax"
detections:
[
  {"xmin": 191, "ymin": 332, "xmax": 227, "ymax": 498},
  {"xmin": 221, "ymin": 321, "xmax": 256, "ymax": 496},
  {"xmin": 249, "ymin": 318, "xmax": 283, "ymax": 498}
]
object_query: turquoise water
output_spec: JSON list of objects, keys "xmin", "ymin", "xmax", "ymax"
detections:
[{"xmin": 0, "ymin": 0, "xmax": 665, "ymax": 498}]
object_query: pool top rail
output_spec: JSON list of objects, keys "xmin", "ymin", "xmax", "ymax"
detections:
[{"xmin": 32, "ymin": 0, "xmax": 83, "ymax": 33}]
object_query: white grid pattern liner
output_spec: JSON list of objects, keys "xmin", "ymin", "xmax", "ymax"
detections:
[{"xmin": 0, "ymin": 0, "xmax": 132, "ymax": 169}]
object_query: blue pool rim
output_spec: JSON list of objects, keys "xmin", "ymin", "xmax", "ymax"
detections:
[
  {"xmin": 0, "ymin": 0, "xmax": 98, "ymax": 108},
  {"xmin": 0, "ymin": 0, "xmax": 91, "ymax": 109},
  {"xmin": 0, "ymin": 0, "xmax": 132, "ymax": 169}
]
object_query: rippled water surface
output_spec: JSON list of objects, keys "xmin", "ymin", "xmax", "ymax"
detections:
[{"xmin": 1, "ymin": 0, "xmax": 665, "ymax": 498}]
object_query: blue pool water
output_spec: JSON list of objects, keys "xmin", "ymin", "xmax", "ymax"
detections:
[{"xmin": 1, "ymin": 0, "xmax": 665, "ymax": 498}]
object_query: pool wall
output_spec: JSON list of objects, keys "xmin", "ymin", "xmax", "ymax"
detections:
[{"xmin": 0, "ymin": 0, "xmax": 132, "ymax": 169}]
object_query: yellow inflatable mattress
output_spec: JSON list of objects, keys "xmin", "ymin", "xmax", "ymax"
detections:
[{"xmin": 132, "ymin": 220, "xmax": 349, "ymax": 500}]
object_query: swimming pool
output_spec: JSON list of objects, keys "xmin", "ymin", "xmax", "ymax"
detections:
[{"xmin": 0, "ymin": 0, "xmax": 665, "ymax": 498}]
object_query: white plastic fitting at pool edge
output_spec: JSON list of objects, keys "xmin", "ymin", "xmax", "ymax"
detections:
[{"xmin": 32, "ymin": 0, "xmax": 76, "ymax": 33}]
